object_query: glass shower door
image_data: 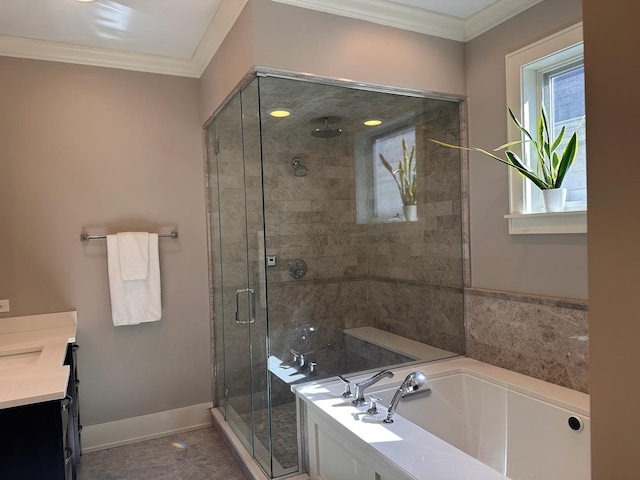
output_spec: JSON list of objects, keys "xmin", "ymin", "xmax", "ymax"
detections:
[{"xmin": 209, "ymin": 78, "xmax": 274, "ymax": 476}]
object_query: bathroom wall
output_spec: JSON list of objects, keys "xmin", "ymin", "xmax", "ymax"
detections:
[
  {"xmin": 465, "ymin": 0, "xmax": 585, "ymax": 300},
  {"xmin": 584, "ymin": 0, "xmax": 640, "ymax": 475},
  {"xmin": 463, "ymin": 0, "xmax": 588, "ymax": 391},
  {"xmin": 0, "ymin": 56, "xmax": 212, "ymax": 425},
  {"xmin": 199, "ymin": 0, "xmax": 466, "ymax": 118},
  {"xmin": 200, "ymin": 0, "xmax": 590, "ymax": 396}
]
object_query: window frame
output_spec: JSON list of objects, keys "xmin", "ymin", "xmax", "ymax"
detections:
[
  {"xmin": 505, "ymin": 23, "xmax": 586, "ymax": 234},
  {"xmin": 355, "ymin": 112, "xmax": 416, "ymax": 224}
]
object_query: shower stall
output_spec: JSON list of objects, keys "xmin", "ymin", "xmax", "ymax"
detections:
[{"xmin": 205, "ymin": 71, "xmax": 465, "ymax": 478}]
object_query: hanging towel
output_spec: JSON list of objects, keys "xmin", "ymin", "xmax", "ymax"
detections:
[
  {"xmin": 117, "ymin": 232, "xmax": 150, "ymax": 280},
  {"xmin": 106, "ymin": 233, "xmax": 161, "ymax": 326}
]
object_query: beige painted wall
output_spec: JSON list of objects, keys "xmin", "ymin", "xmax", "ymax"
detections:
[
  {"xmin": 0, "ymin": 57, "xmax": 211, "ymax": 425},
  {"xmin": 584, "ymin": 0, "xmax": 640, "ymax": 476},
  {"xmin": 200, "ymin": 0, "xmax": 466, "ymax": 120},
  {"xmin": 465, "ymin": 0, "xmax": 586, "ymax": 299},
  {"xmin": 200, "ymin": 3, "xmax": 255, "ymax": 123},
  {"xmin": 252, "ymin": 0, "xmax": 465, "ymax": 97}
]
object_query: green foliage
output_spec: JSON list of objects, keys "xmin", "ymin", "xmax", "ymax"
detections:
[
  {"xmin": 431, "ymin": 105, "xmax": 584, "ymax": 190},
  {"xmin": 379, "ymin": 139, "xmax": 417, "ymax": 206}
]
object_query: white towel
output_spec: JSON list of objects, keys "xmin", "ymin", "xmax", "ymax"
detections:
[
  {"xmin": 106, "ymin": 233, "xmax": 161, "ymax": 326},
  {"xmin": 117, "ymin": 232, "xmax": 149, "ymax": 281}
]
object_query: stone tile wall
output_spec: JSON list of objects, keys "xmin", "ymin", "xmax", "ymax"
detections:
[{"xmin": 465, "ymin": 287, "xmax": 589, "ymax": 393}]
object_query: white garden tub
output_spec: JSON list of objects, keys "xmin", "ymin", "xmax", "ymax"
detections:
[{"xmin": 295, "ymin": 357, "xmax": 590, "ymax": 480}]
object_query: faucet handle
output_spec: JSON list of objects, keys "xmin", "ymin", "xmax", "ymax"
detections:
[
  {"xmin": 290, "ymin": 349, "xmax": 299, "ymax": 363},
  {"xmin": 338, "ymin": 375, "xmax": 352, "ymax": 398},
  {"xmin": 367, "ymin": 394, "xmax": 382, "ymax": 415}
]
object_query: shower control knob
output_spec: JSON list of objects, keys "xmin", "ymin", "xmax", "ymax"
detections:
[{"xmin": 289, "ymin": 259, "xmax": 308, "ymax": 279}]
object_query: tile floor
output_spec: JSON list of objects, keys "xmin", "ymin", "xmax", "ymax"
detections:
[{"xmin": 77, "ymin": 427, "xmax": 247, "ymax": 480}]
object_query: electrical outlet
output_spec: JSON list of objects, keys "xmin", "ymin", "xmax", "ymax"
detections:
[{"xmin": 0, "ymin": 299, "xmax": 9, "ymax": 313}]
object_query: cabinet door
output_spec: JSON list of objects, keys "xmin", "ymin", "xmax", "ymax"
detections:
[{"xmin": 0, "ymin": 400, "xmax": 66, "ymax": 479}]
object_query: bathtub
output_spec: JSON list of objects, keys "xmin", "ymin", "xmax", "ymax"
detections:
[{"xmin": 295, "ymin": 357, "xmax": 590, "ymax": 480}]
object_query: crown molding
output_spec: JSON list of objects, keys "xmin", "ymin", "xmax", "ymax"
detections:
[
  {"xmin": 0, "ymin": 0, "xmax": 247, "ymax": 78},
  {"xmin": 465, "ymin": 0, "xmax": 544, "ymax": 40},
  {"xmin": 0, "ymin": 34, "xmax": 200, "ymax": 77},
  {"xmin": 0, "ymin": 0, "xmax": 541, "ymax": 76},
  {"xmin": 272, "ymin": 0, "xmax": 466, "ymax": 40},
  {"xmin": 272, "ymin": 0, "xmax": 543, "ymax": 42},
  {"xmin": 192, "ymin": 0, "xmax": 249, "ymax": 76}
]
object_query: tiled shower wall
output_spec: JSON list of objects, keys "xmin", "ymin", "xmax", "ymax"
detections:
[
  {"xmin": 259, "ymin": 79, "xmax": 465, "ymax": 363},
  {"xmin": 465, "ymin": 287, "xmax": 589, "ymax": 393}
]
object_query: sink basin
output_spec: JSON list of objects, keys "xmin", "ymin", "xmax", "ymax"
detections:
[{"xmin": 0, "ymin": 346, "xmax": 43, "ymax": 369}]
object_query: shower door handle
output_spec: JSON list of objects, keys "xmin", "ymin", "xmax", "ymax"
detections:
[{"xmin": 235, "ymin": 288, "xmax": 255, "ymax": 325}]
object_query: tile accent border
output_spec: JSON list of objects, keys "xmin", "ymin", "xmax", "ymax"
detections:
[{"xmin": 465, "ymin": 287, "xmax": 589, "ymax": 393}]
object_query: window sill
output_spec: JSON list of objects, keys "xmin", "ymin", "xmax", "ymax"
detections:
[{"xmin": 504, "ymin": 210, "xmax": 586, "ymax": 234}]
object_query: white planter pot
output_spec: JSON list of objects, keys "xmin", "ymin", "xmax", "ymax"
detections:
[
  {"xmin": 542, "ymin": 188, "xmax": 567, "ymax": 212},
  {"xmin": 403, "ymin": 204, "xmax": 418, "ymax": 221}
]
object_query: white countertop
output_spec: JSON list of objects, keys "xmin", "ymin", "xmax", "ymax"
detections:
[{"xmin": 0, "ymin": 311, "xmax": 77, "ymax": 410}]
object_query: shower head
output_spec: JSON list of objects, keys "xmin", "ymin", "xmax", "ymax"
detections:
[
  {"xmin": 292, "ymin": 158, "xmax": 309, "ymax": 177},
  {"xmin": 399, "ymin": 371, "xmax": 427, "ymax": 394},
  {"xmin": 312, "ymin": 117, "xmax": 342, "ymax": 138}
]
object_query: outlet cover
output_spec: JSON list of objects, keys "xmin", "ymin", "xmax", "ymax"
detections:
[{"xmin": 0, "ymin": 299, "xmax": 9, "ymax": 313}]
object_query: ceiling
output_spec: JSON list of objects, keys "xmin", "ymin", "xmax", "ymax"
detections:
[{"xmin": 0, "ymin": 0, "xmax": 542, "ymax": 78}]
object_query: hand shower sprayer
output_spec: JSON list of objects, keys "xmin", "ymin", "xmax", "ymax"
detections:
[{"xmin": 383, "ymin": 371, "xmax": 428, "ymax": 424}]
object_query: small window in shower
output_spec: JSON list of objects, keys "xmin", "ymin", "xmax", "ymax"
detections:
[{"xmin": 355, "ymin": 112, "xmax": 416, "ymax": 223}]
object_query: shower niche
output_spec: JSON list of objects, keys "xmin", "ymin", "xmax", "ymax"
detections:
[{"xmin": 206, "ymin": 72, "xmax": 465, "ymax": 478}]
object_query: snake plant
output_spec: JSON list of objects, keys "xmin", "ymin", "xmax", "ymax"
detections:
[
  {"xmin": 379, "ymin": 139, "xmax": 417, "ymax": 205},
  {"xmin": 431, "ymin": 105, "xmax": 583, "ymax": 190}
]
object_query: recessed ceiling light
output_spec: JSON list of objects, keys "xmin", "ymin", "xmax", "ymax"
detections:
[
  {"xmin": 270, "ymin": 110, "xmax": 291, "ymax": 118},
  {"xmin": 75, "ymin": 0, "xmax": 96, "ymax": 3},
  {"xmin": 364, "ymin": 119, "xmax": 382, "ymax": 126}
]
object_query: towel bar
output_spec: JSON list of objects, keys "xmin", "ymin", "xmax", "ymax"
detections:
[{"xmin": 80, "ymin": 231, "xmax": 179, "ymax": 242}]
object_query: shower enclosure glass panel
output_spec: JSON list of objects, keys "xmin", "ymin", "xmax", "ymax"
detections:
[
  {"xmin": 208, "ymin": 78, "xmax": 276, "ymax": 476},
  {"xmin": 208, "ymin": 72, "xmax": 465, "ymax": 479}
]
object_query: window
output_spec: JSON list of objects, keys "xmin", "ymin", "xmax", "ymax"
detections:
[
  {"xmin": 505, "ymin": 24, "xmax": 586, "ymax": 234},
  {"xmin": 355, "ymin": 113, "xmax": 415, "ymax": 223}
]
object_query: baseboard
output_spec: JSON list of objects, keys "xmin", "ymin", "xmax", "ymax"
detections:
[{"xmin": 82, "ymin": 402, "xmax": 214, "ymax": 453}]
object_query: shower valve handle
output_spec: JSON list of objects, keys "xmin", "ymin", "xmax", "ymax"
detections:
[{"xmin": 367, "ymin": 394, "xmax": 382, "ymax": 415}]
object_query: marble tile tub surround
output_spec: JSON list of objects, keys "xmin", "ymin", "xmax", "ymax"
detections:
[{"xmin": 465, "ymin": 287, "xmax": 589, "ymax": 393}]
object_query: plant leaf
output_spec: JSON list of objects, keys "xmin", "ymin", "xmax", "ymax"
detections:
[
  {"xmin": 379, "ymin": 154, "xmax": 394, "ymax": 175},
  {"xmin": 554, "ymin": 131, "xmax": 578, "ymax": 187},
  {"xmin": 505, "ymin": 151, "xmax": 550, "ymax": 190}
]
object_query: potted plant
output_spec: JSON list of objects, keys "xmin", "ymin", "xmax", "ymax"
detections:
[
  {"xmin": 431, "ymin": 105, "xmax": 584, "ymax": 212},
  {"xmin": 379, "ymin": 139, "xmax": 418, "ymax": 220}
]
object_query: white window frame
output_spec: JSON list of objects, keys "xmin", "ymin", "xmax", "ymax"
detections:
[
  {"xmin": 505, "ymin": 23, "xmax": 586, "ymax": 234},
  {"xmin": 355, "ymin": 112, "xmax": 416, "ymax": 224}
]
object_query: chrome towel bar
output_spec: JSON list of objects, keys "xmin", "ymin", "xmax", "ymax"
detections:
[{"xmin": 80, "ymin": 231, "xmax": 179, "ymax": 242}]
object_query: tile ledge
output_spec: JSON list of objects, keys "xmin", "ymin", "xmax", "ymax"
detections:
[{"xmin": 465, "ymin": 287, "xmax": 587, "ymax": 310}]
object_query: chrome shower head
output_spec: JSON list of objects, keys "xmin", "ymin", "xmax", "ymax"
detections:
[
  {"xmin": 383, "ymin": 371, "xmax": 428, "ymax": 424},
  {"xmin": 312, "ymin": 117, "xmax": 342, "ymax": 138},
  {"xmin": 400, "ymin": 371, "xmax": 427, "ymax": 394},
  {"xmin": 292, "ymin": 158, "xmax": 309, "ymax": 177}
]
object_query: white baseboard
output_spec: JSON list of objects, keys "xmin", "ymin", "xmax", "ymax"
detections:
[{"xmin": 82, "ymin": 402, "xmax": 214, "ymax": 453}]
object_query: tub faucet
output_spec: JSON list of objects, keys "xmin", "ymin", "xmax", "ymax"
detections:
[
  {"xmin": 352, "ymin": 370, "xmax": 394, "ymax": 406},
  {"xmin": 383, "ymin": 371, "xmax": 427, "ymax": 424}
]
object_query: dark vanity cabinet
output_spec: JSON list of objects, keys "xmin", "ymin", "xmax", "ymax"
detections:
[{"xmin": 0, "ymin": 343, "xmax": 81, "ymax": 480}]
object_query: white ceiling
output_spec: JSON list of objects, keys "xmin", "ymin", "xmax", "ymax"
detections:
[{"xmin": 0, "ymin": 0, "xmax": 541, "ymax": 77}]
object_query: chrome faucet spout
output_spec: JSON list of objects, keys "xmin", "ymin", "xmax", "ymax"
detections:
[{"xmin": 352, "ymin": 370, "xmax": 394, "ymax": 406}]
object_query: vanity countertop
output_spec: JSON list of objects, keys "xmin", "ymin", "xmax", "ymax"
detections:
[{"xmin": 0, "ymin": 311, "xmax": 77, "ymax": 410}]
